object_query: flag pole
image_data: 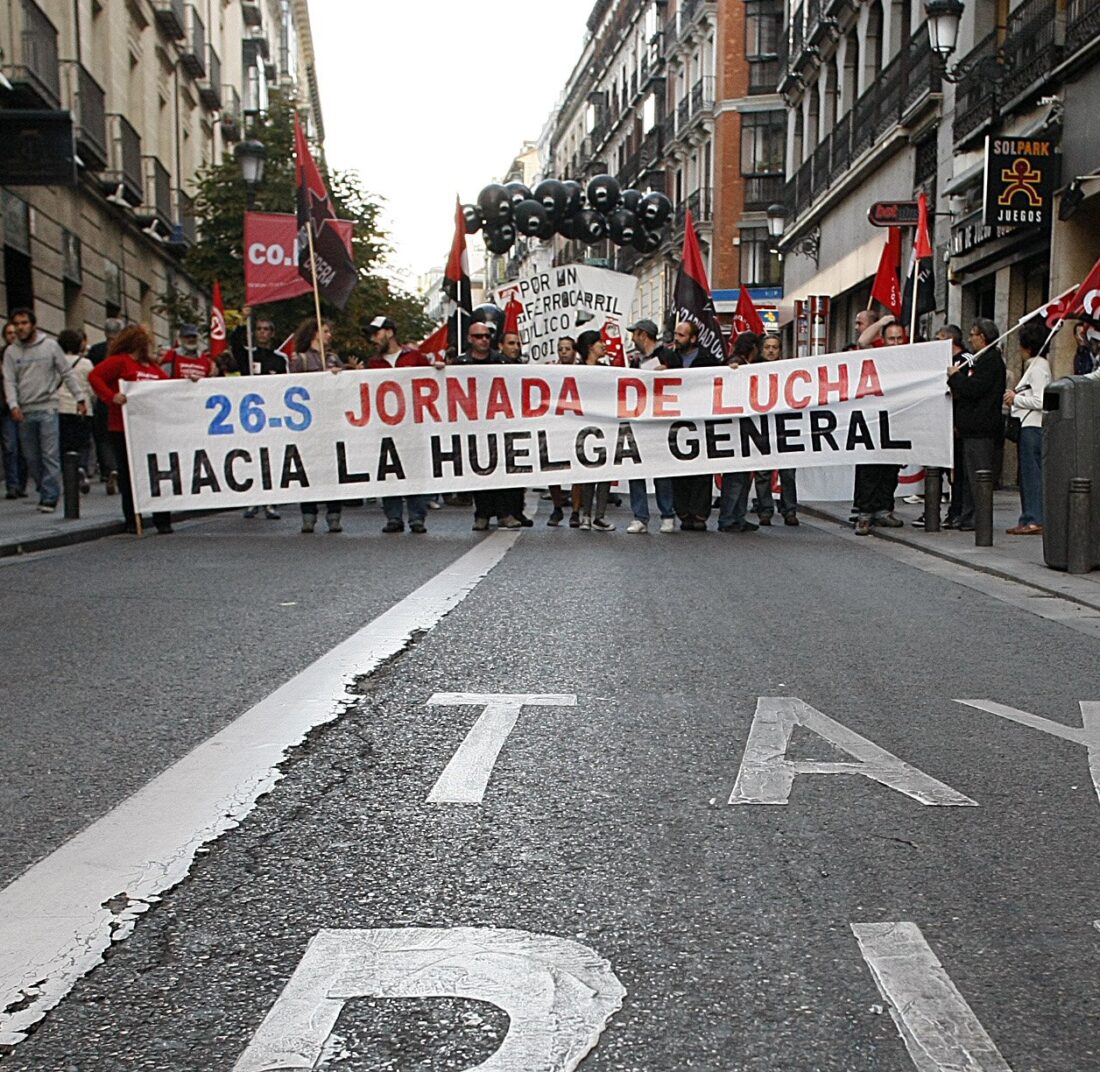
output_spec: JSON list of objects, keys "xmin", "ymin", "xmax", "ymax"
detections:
[
  {"xmin": 245, "ymin": 310, "xmax": 254, "ymax": 374},
  {"xmin": 305, "ymin": 221, "xmax": 327, "ymax": 368},
  {"xmin": 908, "ymin": 243, "xmax": 919, "ymax": 343}
]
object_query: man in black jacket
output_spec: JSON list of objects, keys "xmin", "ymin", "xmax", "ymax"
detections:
[{"xmin": 948, "ymin": 318, "xmax": 1006, "ymax": 531}]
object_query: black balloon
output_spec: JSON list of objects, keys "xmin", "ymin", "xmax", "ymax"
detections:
[
  {"xmin": 575, "ymin": 208, "xmax": 607, "ymax": 244},
  {"xmin": 586, "ymin": 174, "xmax": 621, "ymax": 212},
  {"xmin": 632, "ymin": 226, "xmax": 663, "ymax": 253},
  {"xmin": 512, "ymin": 199, "xmax": 550, "ymax": 237},
  {"xmin": 483, "ymin": 223, "xmax": 516, "ymax": 254},
  {"xmin": 620, "ymin": 189, "xmax": 643, "ymax": 213},
  {"xmin": 477, "ymin": 183, "xmax": 512, "ymax": 224},
  {"xmin": 535, "ymin": 214, "xmax": 557, "ymax": 241},
  {"xmin": 561, "ymin": 179, "xmax": 584, "ymax": 216},
  {"xmin": 470, "ymin": 303, "xmax": 505, "ymax": 343},
  {"xmin": 607, "ymin": 208, "xmax": 639, "ymax": 246},
  {"xmin": 504, "ymin": 181, "xmax": 533, "ymax": 207},
  {"xmin": 557, "ymin": 214, "xmax": 579, "ymax": 240},
  {"xmin": 461, "ymin": 204, "xmax": 482, "ymax": 235},
  {"xmin": 533, "ymin": 178, "xmax": 568, "ymax": 220},
  {"xmin": 639, "ymin": 191, "xmax": 672, "ymax": 226}
]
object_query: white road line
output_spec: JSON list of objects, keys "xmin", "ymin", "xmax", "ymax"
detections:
[
  {"xmin": 426, "ymin": 693, "xmax": 576, "ymax": 804},
  {"xmin": 956, "ymin": 700, "xmax": 1100, "ymax": 804},
  {"xmin": 0, "ymin": 530, "xmax": 524, "ymax": 1048},
  {"xmin": 729, "ymin": 697, "xmax": 977, "ymax": 806},
  {"xmin": 233, "ymin": 927, "xmax": 625, "ymax": 1072},
  {"xmin": 852, "ymin": 922, "xmax": 1014, "ymax": 1072}
]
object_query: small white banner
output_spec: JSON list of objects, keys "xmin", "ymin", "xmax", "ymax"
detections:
[
  {"xmin": 492, "ymin": 264, "xmax": 638, "ymax": 363},
  {"xmin": 124, "ymin": 341, "xmax": 954, "ymax": 513}
]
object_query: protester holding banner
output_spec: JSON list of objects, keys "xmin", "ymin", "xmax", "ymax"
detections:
[
  {"xmin": 625, "ymin": 319, "xmax": 676, "ymax": 534},
  {"xmin": 750, "ymin": 335, "xmax": 799, "ymax": 528},
  {"xmin": 162, "ymin": 325, "xmax": 217, "ymax": 380},
  {"xmin": 86, "ymin": 325, "xmax": 172, "ymax": 535},
  {"xmin": 574, "ymin": 330, "xmax": 615, "ymax": 531},
  {"xmin": 1004, "ymin": 318, "xmax": 1050, "ymax": 536},
  {"xmin": 668, "ymin": 320, "xmax": 721, "ymax": 530},
  {"xmin": 717, "ymin": 333, "xmax": 761, "ymax": 534}
]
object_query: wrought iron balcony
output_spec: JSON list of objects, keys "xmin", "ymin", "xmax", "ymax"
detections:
[
  {"xmin": 101, "ymin": 115, "xmax": 143, "ymax": 206},
  {"xmin": 62, "ymin": 62, "xmax": 107, "ymax": 171},
  {"xmin": 676, "ymin": 96, "xmax": 689, "ymax": 129},
  {"xmin": 952, "ymin": 31, "xmax": 1001, "ymax": 145},
  {"xmin": 220, "ymin": 85, "xmax": 242, "ymax": 142},
  {"xmin": 811, "ymin": 135, "xmax": 832, "ymax": 198},
  {"xmin": 743, "ymin": 173, "xmax": 785, "ymax": 211},
  {"xmin": 901, "ymin": 31, "xmax": 939, "ymax": 116},
  {"xmin": 153, "ymin": 0, "xmax": 186, "ymax": 40},
  {"xmin": 1066, "ymin": 0, "xmax": 1100, "ymax": 55},
  {"xmin": 3, "ymin": 0, "xmax": 61, "ymax": 109},
  {"xmin": 829, "ymin": 111, "xmax": 851, "ymax": 181},
  {"xmin": 675, "ymin": 186, "xmax": 713, "ymax": 228},
  {"xmin": 639, "ymin": 124, "xmax": 664, "ymax": 170},
  {"xmin": 1002, "ymin": 0, "xmax": 1059, "ymax": 95},
  {"xmin": 199, "ymin": 46, "xmax": 221, "ymax": 109},
  {"xmin": 181, "ymin": 5, "xmax": 206, "ymax": 79},
  {"xmin": 689, "ymin": 75, "xmax": 715, "ymax": 121},
  {"xmin": 140, "ymin": 157, "xmax": 173, "ymax": 230}
]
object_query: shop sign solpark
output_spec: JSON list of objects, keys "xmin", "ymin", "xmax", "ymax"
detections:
[{"xmin": 982, "ymin": 136, "xmax": 1059, "ymax": 229}]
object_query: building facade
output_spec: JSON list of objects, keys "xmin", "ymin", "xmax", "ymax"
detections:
[{"xmin": 0, "ymin": 0, "xmax": 322, "ymax": 343}]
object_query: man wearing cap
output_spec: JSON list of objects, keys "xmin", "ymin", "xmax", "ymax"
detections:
[
  {"xmin": 625, "ymin": 319, "xmax": 676, "ymax": 534},
  {"xmin": 366, "ymin": 315, "xmax": 436, "ymax": 534},
  {"xmin": 162, "ymin": 324, "xmax": 216, "ymax": 379}
]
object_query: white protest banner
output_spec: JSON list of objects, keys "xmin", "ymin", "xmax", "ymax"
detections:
[
  {"xmin": 123, "ymin": 341, "xmax": 953, "ymax": 513},
  {"xmin": 492, "ymin": 264, "xmax": 638, "ymax": 363}
]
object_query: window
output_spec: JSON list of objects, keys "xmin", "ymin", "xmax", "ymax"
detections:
[
  {"xmin": 740, "ymin": 111, "xmax": 785, "ymax": 174},
  {"xmin": 643, "ymin": 92, "xmax": 657, "ymax": 131},
  {"xmin": 740, "ymin": 230, "xmax": 781, "ymax": 287},
  {"xmin": 745, "ymin": 0, "xmax": 781, "ymax": 58},
  {"xmin": 104, "ymin": 260, "xmax": 122, "ymax": 317}
]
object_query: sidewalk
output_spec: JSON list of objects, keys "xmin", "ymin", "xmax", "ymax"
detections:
[
  {"xmin": 0, "ymin": 485, "xmax": 125, "ymax": 557},
  {"xmin": 803, "ymin": 489, "xmax": 1100, "ymax": 612}
]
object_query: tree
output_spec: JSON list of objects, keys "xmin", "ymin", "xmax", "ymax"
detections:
[{"xmin": 173, "ymin": 90, "xmax": 431, "ymax": 358}]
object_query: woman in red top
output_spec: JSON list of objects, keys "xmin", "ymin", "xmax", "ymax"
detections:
[{"xmin": 87, "ymin": 325, "xmax": 172, "ymax": 535}]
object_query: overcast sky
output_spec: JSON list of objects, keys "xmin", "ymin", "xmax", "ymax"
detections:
[{"xmin": 309, "ymin": 2, "xmax": 595, "ymax": 293}]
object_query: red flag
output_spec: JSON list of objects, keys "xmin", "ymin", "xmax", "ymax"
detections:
[
  {"xmin": 901, "ymin": 192, "xmax": 936, "ymax": 326},
  {"xmin": 914, "ymin": 191, "xmax": 933, "ymax": 259},
  {"xmin": 870, "ymin": 227, "xmax": 903, "ymax": 318},
  {"xmin": 1064, "ymin": 257, "xmax": 1100, "ymax": 323},
  {"xmin": 502, "ymin": 297, "xmax": 523, "ymax": 336},
  {"xmin": 732, "ymin": 286, "xmax": 765, "ymax": 337},
  {"xmin": 443, "ymin": 197, "xmax": 473, "ymax": 351},
  {"xmin": 670, "ymin": 210, "xmax": 727, "ymax": 364},
  {"xmin": 600, "ymin": 320, "xmax": 627, "ymax": 366},
  {"xmin": 418, "ymin": 322, "xmax": 449, "ymax": 363},
  {"xmin": 294, "ymin": 113, "xmax": 357, "ymax": 309},
  {"xmin": 245, "ymin": 212, "xmax": 354, "ymax": 305},
  {"xmin": 209, "ymin": 281, "xmax": 227, "ymax": 360},
  {"xmin": 275, "ymin": 333, "xmax": 295, "ymax": 360}
]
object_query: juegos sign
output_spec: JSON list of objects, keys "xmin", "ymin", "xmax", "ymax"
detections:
[{"xmin": 983, "ymin": 136, "xmax": 1059, "ymax": 228}]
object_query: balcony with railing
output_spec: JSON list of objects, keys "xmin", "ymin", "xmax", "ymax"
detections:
[
  {"xmin": 952, "ymin": 31, "xmax": 1001, "ymax": 145},
  {"xmin": 181, "ymin": 5, "xmax": 206, "ymax": 79},
  {"xmin": 1002, "ymin": 0, "xmax": 1059, "ymax": 96},
  {"xmin": 675, "ymin": 186, "xmax": 713, "ymax": 229},
  {"xmin": 220, "ymin": 85, "xmax": 242, "ymax": 141},
  {"xmin": 199, "ymin": 46, "xmax": 221, "ymax": 109},
  {"xmin": 676, "ymin": 96, "xmax": 689, "ymax": 130},
  {"xmin": 172, "ymin": 190, "xmax": 197, "ymax": 249},
  {"xmin": 829, "ymin": 110, "xmax": 851, "ymax": 180},
  {"xmin": 901, "ymin": 31, "xmax": 939, "ymax": 116},
  {"xmin": 102, "ymin": 115, "xmax": 143, "ymax": 205},
  {"xmin": 3, "ymin": 0, "xmax": 61, "ymax": 109},
  {"xmin": 811, "ymin": 135, "xmax": 832, "ymax": 198},
  {"xmin": 141, "ymin": 157, "xmax": 172, "ymax": 230},
  {"xmin": 62, "ymin": 62, "xmax": 107, "ymax": 171},
  {"xmin": 661, "ymin": 111, "xmax": 677, "ymax": 147},
  {"xmin": 639, "ymin": 124, "xmax": 663, "ymax": 171},
  {"xmin": 153, "ymin": 0, "xmax": 186, "ymax": 39},
  {"xmin": 1067, "ymin": 0, "xmax": 1100, "ymax": 55},
  {"xmin": 743, "ymin": 173, "xmax": 785, "ymax": 211},
  {"xmin": 688, "ymin": 75, "xmax": 715, "ymax": 123}
]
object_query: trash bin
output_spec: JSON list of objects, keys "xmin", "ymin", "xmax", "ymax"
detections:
[{"xmin": 1042, "ymin": 375, "xmax": 1100, "ymax": 571}]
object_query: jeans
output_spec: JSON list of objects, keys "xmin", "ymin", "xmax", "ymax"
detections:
[
  {"xmin": 754, "ymin": 469, "xmax": 798, "ymax": 517},
  {"xmin": 18, "ymin": 410, "xmax": 61, "ymax": 505},
  {"xmin": 628, "ymin": 477, "xmax": 674, "ymax": 522},
  {"xmin": 717, "ymin": 471, "xmax": 752, "ymax": 528},
  {"xmin": 579, "ymin": 482, "xmax": 610, "ymax": 519},
  {"xmin": 382, "ymin": 494, "xmax": 429, "ymax": 523},
  {"xmin": 2, "ymin": 413, "xmax": 26, "ymax": 492},
  {"xmin": 1017, "ymin": 425, "xmax": 1043, "ymax": 526}
]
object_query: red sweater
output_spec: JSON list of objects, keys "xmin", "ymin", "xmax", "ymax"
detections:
[{"xmin": 88, "ymin": 354, "xmax": 168, "ymax": 432}]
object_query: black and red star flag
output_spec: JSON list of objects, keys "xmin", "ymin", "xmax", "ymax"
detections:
[
  {"xmin": 670, "ymin": 210, "xmax": 727, "ymax": 364},
  {"xmin": 418, "ymin": 321, "xmax": 449, "ymax": 364},
  {"xmin": 732, "ymin": 285, "xmax": 765, "ymax": 338},
  {"xmin": 294, "ymin": 113, "xmax": 357, "ymax": 310},
  {"xmin": 901, "ymin": 192, "xmax": 936, "ymax": 333},
  {"xmin": 871, "ymin": 226, "xmax": 903, "ymax": 319},
  {"xmin": 443, "ymin": 197, "xmax": 473, "ymax": 351},
  {"xmin": 209, "ymin": 280, "xmax": 227, "ymax": 362}
]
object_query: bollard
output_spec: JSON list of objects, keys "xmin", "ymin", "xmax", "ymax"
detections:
[
  {"xmin": 1067, "ymin": 477, "xmax": 1092, "ymax": 575},
  {"xmin": 62, "ymin": 451, "xmax": 81, "ymax": 520},
  {"xmin": 923, "ymin": 467, "xmax": 942, "ymax": 533},
  {"xmin": 974, "ymin": 468, "xmax": 994, "ymax": 547}
]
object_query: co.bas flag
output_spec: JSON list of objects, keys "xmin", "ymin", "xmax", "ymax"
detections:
[
  {"xmin": 124, "ymin": 342, "xmax": 953, "ymax": 512},
  {"xmin": 671, "ymin": 209, "xmax": 727, "ymax": 364}
]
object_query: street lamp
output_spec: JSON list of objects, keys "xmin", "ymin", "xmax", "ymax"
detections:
[
  {"xmin": 234, "ymin": 139, "xmax": 267, "ymax": 209},
  {"xmin": 765, "ymin": 203, "xmax": 788, "ymax": 242},
  {"xmin": 766, "ymin": 202, "xmax": 820, "ymax": 266},
  {"xmin": 923, "ymin": 0, "xmax": 1012, "ymax": 83}
]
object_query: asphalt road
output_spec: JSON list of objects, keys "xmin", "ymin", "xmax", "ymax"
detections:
[{"xmin": 2, "ymin": 497, "xmax": 1098, "ymax": 1070}]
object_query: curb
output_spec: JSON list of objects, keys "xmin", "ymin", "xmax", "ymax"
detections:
[
  {"xmin": 800, "ymin": 504, "xmax": 1100, "ymax": 614},
  {"xmin": 0, "ymin": 519, "xmax": 128, "ymax": 558}
]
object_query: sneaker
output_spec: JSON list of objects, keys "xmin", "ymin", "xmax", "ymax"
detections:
[
  {"xmin": 5, "ymin": 490, "xmax": 17, "ymax": 500},
  {"xmin": 264, "ymin": 506, "xmax": 281, "ymax": 520},
  {"xmin": 427, "ymin": 498, "xmax": 443, "ymax": 510},
  {"xmin": 37, "ymin": 502, "xmax": 57, "ymax": 513},
  {"xmin": 517, "ymin": 514, "xmax": 534, "ymax": 528},
  {"xmin": 626, "ymin": 519, "xmax": 648, "ymax": 534},
  {"xmin": 326, "ymin": 513, "xmax": 343, "ymax": 533},
  {"xmin": 106, "ymin": 471, "xmax": 119, "ymax": 496},
  {"xmin": 472, "ymin": 516, "xmax": 489, "ymax": 531},
  {"xmin": 854, "ymin": 518, "xmax": 872, "ymax": 536},
  {"xmin": 155, "ymin": 523, "xmax": 174, "ymax": 535},
  {"xmin": 592, "ymin": 517, "xmax": 616, "ymax": 531},
  {"xmin": 409, "ymin": 519, "xmax": 427, "ymax": 534},
  {"xmin": 301, "ymin": 515, "xmax": 316, "ymax": 533},
  {"xmin": 902, "ymin": 494, "xmax": 924, "ymax": 504},
  {"xmin": 943, "ymin": 517, "xmax": 961, "ymax": 529},
  {"xmin": 659, "ymin": 517, "xmax": 676, "ymax": 533},
  {"xmin": 758, "ymin": 513, "xmax": 773, "ymax": 527},
  {"xmin": 78, "ymin": 468, "xmax": 90, "ymax": 494},
  {"xmin": 498, "ymin": 515, "xmax": 523, "ymax": 529},
  {"xmin": 912, "ymin": 514, "xmax": 926, "ymax": 528},
  {"xmin": 783, "ymin": 513, "xmax": 799, "ymax": 526},
  {"xmin": 382, "ymin": 519, "xmax": 405, "ymax": 533},
  {"xmin": 243, "ymin": 506, "xmax": 259, "ymax": 519},
  {"xmin": 568, "ymin": 511, "xmax": 581, "ymax": 528},
  {"xmin": 872, "ymin": 513, "xmax": 904, "ymax": 528},
  {"xmin": 547, "ymin": 508, "xmax": 564, "ymax": 526},
  {"xmin": 736, "ymin": 520, "xmax": 759, "ymax": 532},
  {"xmin": 578, "ymin": 515, "xmax": 591, "ymax": 530}
]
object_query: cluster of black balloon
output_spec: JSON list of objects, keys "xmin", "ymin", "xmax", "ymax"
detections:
[{"xmin": 463, "ymin": 176, "xmax": 672, "ymax": 256}]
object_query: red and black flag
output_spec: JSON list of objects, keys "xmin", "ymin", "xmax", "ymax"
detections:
[
  {"xmin": 901, "ymin": 192, "xmax": 936, "ymax": 331},
  {"xmin": 670, "ymin": 210, "xmax": 727, "ymax": 364},
  {"xmin": 443, "ymin": 198, "xmax": 473, "ymax": 352},
  {"xmin": 294, "ymin": 113, "xmax": 357, "ymax": 310}
]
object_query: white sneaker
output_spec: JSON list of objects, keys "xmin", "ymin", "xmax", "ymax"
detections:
[
  {"xmin": 902, "ymin": 494, "xmax": 924, "ymax": 504},
  {"xmin": 659, "ymin": 517, "xmax": 676, "ymax": 533},
  {"xmin": 626, "ymin": 519, "xmax": 648, "ymax": 533},
  {"xmin": 578, "ymin": 515, "xmax": 591, "ymax": 531}
]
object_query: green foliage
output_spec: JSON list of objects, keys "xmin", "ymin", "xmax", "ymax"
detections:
[{"xmin": 176, "ymin": 90, "xmax": 431, "ymax": 357}]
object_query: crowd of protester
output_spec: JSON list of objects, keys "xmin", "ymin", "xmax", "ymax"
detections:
[{"xmin": 0, "ymin": 300, "xmax": 1069, "ymax": 539}]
